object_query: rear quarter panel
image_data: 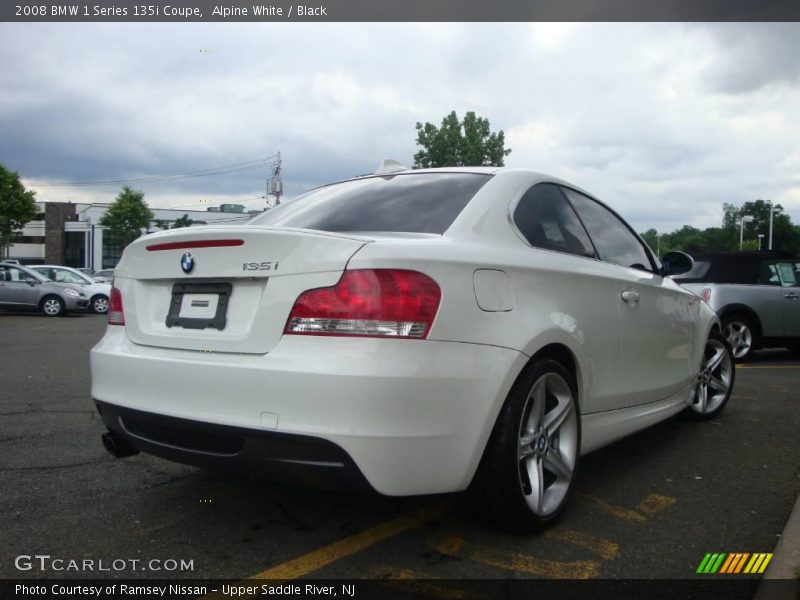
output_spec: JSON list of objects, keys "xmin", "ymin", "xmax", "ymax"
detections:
[{"xmin": 347, "ymin": 237, "xmax": 623, "ymax": 417}]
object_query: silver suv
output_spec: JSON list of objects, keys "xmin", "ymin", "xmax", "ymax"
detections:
[
  {"xmin": 677, "ymin": 251, "xmax": 800, "ymax": 359},
  {"xmin": 0, "ymin": 263, "xmax": 89, "ymax": 316}
]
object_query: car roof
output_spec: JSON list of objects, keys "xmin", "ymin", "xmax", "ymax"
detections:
[
  {"xmin": 34, "ymin": 264, "xmax": 79, "ymax": 269},
  {"xmin": 677, "ymin": 250, "xmax": 798, "ymax": 284},
  {"xmin": 0, "ymin": 262, "xmax": 49, "ymax": 279}
]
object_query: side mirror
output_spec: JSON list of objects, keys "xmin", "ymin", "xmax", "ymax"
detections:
[
  {"xmin": 26, "ymin": 279, "xmax": 39, "ymax": 286},
  {"xmin": 660, "ymin": 251, "xmax": 694, "ymax": 277}
]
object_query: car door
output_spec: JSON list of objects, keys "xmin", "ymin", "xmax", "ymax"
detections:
[
  {"xmin": 2, "ymin": 266, "xmax": 41, "ymax": 307},
  {"xmin": 754, "ymin": 260, "xmax": 793, "ymax": 337},
  {"xmin": 774, "ymin": 260, "xmax": 800, "ymax": 336},
  {"xmin": 561, "ymin": 187, "xmax": 695, "ymax": 408},
  {"xmin": 510, "ymin": 183, "xmax": 624, "ymax": 414},
  {"xmin": 0, "ymin": 266, "xmax": 11, "ymax": 306}
]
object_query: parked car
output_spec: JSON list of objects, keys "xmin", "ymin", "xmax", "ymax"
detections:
[
  {"xmin": 677, "ymin": 251, "xmax": 800, "ymax": 360},
  {"xmin": 92, "ymin": 269, "xmax": 114, "ymax": 283},
  {"xmin": 91, "ymin": 167, "xmax": 733, "ymax": 531},
  {"xmin": 0, "ymin": 262, "xmax": 89, "ymax": 316},
  {"xmin": 31, "ymin": 265, "xmax": 111, "ymax": 314},
  {"xmin": 77, "ymin": 267, "xmax": 96, "ymax": 277}
]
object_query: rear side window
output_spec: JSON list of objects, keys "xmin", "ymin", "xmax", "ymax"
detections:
[
  {"xmin": 3, "ymin": 266, "xmax": 37, "ymax": 283},
  {"xmin": 561, "ymin": 187, "xmax": 654, "ymax": 271},
  {"xmin": 251, "ymin": 173, "xmax": 491, "ymax": 234},
  {"xmin": 512, "ymin": 184, "xmax": 595, "ymax": 258},
  {"xmin": 760, "ymin": 261, "xmax": 800, "ymax": 287}
]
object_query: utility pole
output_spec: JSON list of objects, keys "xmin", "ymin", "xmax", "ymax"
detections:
[{"xmin": 266, "ymin": 152, "xmax": 283, "ymax": 208}]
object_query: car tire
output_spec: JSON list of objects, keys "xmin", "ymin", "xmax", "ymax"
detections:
[
  {"xmin": 684, "ymin": 330, "xmax": 735, "ymax": 420},
  {"xmin": 721, "ymin": 314, "xmax": 757, "ymax": 361},
  {"xmin": 481, "ymin": 358, "xmax": 581, "ymax": 532},
  {"xmin": 91, "ymin": 294, "xmax": 109, "ymax": 314},
  {"xmin": 40, "ymin": 295, "xmax": 65, "ymax": 317}
]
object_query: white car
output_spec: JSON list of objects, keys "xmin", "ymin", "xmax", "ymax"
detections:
[
  {"xmin": 32, "ymin": 265, "xmax": 112, "ymax": 314},
  {"xmin": 92, "ymin": 269, "xmax": 115, "ymax": 284},
  {"xmin": 91, "ymin": 167, "xmax": 734, "ymax": 530}
]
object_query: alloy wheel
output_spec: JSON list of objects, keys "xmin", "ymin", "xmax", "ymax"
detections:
[
  {"xmin": 42, "ymin": 298, "xmax": 63, "ymax": 317},
  {"xmin": 722, "ymin": 320, "xmax": 752, "ymax": 359},
  {"xmin": 693, "ymin": 336, "xmax": 733, "ymax": 416},
  {"xmin": 517, "ymin": 372, "xmax": 579, "ymax": 517},
  {"xmin": 93, "ymin": 296, "xmax": 109, "ymax": 314}
]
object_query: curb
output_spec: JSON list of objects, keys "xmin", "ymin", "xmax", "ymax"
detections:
[{"xmin": 754, "ymin": 489, "xmax": 800, "ymax": 600}]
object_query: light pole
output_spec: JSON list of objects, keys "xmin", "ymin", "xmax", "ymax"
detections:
[
  {"xmin": 739, "ymin": 215, "xmax": 754, "ymax": 250},
  {"xmin": 767, "ymin": 200, "xmax": 774, "ymax": 250},
  {"xmin": 758, "ymin": 233, "xmax": 764, "ymax": 250}
]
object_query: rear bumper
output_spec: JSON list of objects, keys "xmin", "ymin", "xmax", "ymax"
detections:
[
  {"xmin": 96, "ymin": 400, "xmax": 375, "ymax": 492},
  {"xmin": 91, "ymin": 327, "xmax": 527, "ymax": 496}
]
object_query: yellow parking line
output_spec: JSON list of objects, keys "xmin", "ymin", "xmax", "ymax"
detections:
[
  {"xmin": 203, "ymin": 500, "xmax": 450, "ymax": 600},
  {"xmin": 636, "ymin": 494, "xmax": 676, "ymax": 515},
  {"xmin": 250, "ymin": 500, "xmax": 450, "ymax": 579},
  {"xmin": 545, "ymin": 528, "xmax": 619, "ymax": 560},
  {"xmin": 583, "ymin": 495, "xmax": 647, "ymax": 523},
  {"xmin": 434, "ymin": 534, "xmax": 600, "ymax": 579}
]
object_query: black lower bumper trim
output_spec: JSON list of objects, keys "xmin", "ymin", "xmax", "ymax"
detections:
[{"xmin": 94, "ymin": 400, "xmax": 375, "ymax": 493}]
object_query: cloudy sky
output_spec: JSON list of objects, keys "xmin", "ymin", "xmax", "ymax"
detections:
[{"xmin": 1, "ymin": 22, "xmax": 799, "ymax": 233}]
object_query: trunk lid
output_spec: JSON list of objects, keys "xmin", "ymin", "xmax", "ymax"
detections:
[{"xmin": 115, "ymin": 226, "xmax": 370, "ymax": 354}]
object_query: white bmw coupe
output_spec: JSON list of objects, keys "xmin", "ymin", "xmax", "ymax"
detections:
[{"xmin": 91, "ymin": 166, "xmax": 734, "ymax": 530}]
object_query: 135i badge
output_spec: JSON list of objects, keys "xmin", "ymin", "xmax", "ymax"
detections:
[{"xmin": 242, "ymin": 261, "xmax": 279, "ymax": 271}]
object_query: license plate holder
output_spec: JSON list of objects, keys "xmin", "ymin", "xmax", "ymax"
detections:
[{"xmin": 166, "ymin": 282, "xmax": 232, "ymax": 330}]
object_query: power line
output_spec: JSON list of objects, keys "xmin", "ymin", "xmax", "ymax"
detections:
[{"xmin": 25, "ymin": 155, "xmax": 279, "ymax": 188}]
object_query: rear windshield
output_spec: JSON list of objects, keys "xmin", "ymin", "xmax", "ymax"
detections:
[{"xmin": 250, "ymin": 173, "xmax": 491, "ymax": 234}]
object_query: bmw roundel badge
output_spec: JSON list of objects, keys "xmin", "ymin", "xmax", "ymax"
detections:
[{"xmin": 180, "ymin": 252, "xmax": 195, "ymax": 274}]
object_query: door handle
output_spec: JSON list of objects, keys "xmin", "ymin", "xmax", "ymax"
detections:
[
  {"xmin": 621, "ymin": 290, "xmax": 640, "ymax": 305},
  {"xmin": 785, "ymin": 292, "xmax": 799, "ymax": 299}
]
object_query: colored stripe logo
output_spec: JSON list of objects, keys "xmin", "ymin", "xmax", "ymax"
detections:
[{"xmin": 696, "ymin": 553, "xmax": 773, "ymax": 574}]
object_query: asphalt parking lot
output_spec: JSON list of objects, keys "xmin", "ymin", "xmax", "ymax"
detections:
[{"xmin": 1, "ymin": 311, "xmax": 799, "ymax": 588}]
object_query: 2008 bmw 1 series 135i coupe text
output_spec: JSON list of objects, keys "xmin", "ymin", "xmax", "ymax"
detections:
[{"xmin": 91, "ymin": 165, "xmax": 734, "ymax": 531}]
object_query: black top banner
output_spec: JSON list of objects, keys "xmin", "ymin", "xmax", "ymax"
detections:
[{"xmin": 3, "ymin": 0, "xmax": 800, "ymax": 22}]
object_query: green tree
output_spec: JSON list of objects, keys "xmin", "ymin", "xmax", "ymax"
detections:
[
  {"xmin": 737, "ymin": 199, "xmax": 800, "ymax": 253},
  {"xmin": 641, "ymin": 199, "xmax": 800, "ymax": 255},
  {"xmin": 0, "ymin": 165, "xmax": 38, "ymax": 259},
  {"xmin": 722, "ymin": 202, "xmax": 739, "ymax": 229},
  {"xmin": 640, "ymin": 229, "xmax": 660, "ymax": 256},
  {"xmin": 413, "ymin": 111, "xmax": 511, "ymax": 168},
  {"xmin": 99, "ymin": 186, "xmax": 154, "ymax": 248},
  {"xmin": 701, "ymin": 227, "xmax": 737, "ymax": 252},
  {"xmin": 171, "ymin": 214, "xmax": 194, "ymax": 229}
]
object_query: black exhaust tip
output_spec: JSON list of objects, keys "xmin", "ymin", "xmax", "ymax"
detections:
[{"xmin": 102, "ymin": 431, "xmax": 139, "ymax": 458}]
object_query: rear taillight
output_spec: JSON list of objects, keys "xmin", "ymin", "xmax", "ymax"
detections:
[
  {"xmin": 285, "ymin": 269, "xmax": 441, "ymax": 339},
  {"xmin": 108, "ymin": 282, "xmax": 125, "ymax": 326},
  {"xmin": 699, "ymin": 288, "xmax": 712, "ymax": 304}
]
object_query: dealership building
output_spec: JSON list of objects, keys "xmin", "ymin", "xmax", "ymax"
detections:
[{"xmin": 7, "ymin": 201, "xmax": 259, "ymax": 270}]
